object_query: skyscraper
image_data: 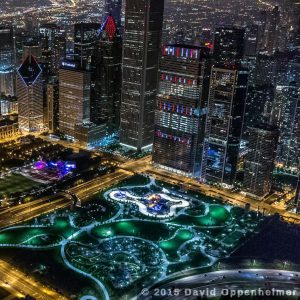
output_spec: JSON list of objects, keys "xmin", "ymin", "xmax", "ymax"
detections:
[
  {"xmin": 213, "ymin": 27, "xmax": 245, "ymax": 64},
  {"xmin": 59, "ymin": 59, "xmax": 106, "ymax": 147},
  {"xmin": 119, "ymin": 0, "xmax": 165, "ymax": 152},
  {"xmin": 105, "ymin": 0, "xmax": 122, "ymax": 27},
  {"xmin": 74, "ymin": 23, "xmax": 100, "ymax": 69},
  {"xmin": 276, "ymin": 82, "xmax": 300, "ymax": 171},
  {"xmin": 0, "ymin": 26, "xmax": 15, "ymax": 96},
  {"xmin": 17, "ymin": 55, "xmax": 43, "ymax": 132},
  {"xmin": 201, "ymin": 65, "xmax": 248, "ymax": 185},
  {"xmin": 59, "ymin": 60, "xmax": 91, "ymax": 138},
  {"xmin": 46, "ymin": 77, "xmax": 59, "ymax": 133},
  {"xmin": 265, "ymin": 6, "xmax": 280, "ymax": 54},
  {"xmin": 39, "ymin": 24, "xmax": 66, "ymax": 76},
  {"xmin": 243, "ymin": 124, "xmax": 279, "ymax": 199},
  {"xmin": 152, "ymin": 44, "xmax": 210, "ymax": 177},
  {"xmin": 244, "ymin": 25, "xmax": 259, "ymax": 57},
  {"xmin": 91, "ymin": 15, "xmax": 122, "ymax": 133}
]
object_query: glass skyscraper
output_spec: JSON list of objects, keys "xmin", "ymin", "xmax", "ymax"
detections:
[
  {"xmin": 91, "ymin": 15, "xmax": 122, "ymax": 133},
  {"xmin": 17, "ymin": 55, "xmax": 43, "ymax": 132},
  {"xmin": 243, "ymin": 124, "xmax": 279, "ymax": 199},
  {"xmin": 119, "ymin": 0, "xmax": 165, "ymax": 152},
  {"xmin": 201, "ymin": 65, "xmax": 248, "ymax": 185},
  {"xmin": 152, "ymin": 44, "xmax": 210, "ymax": 177}
]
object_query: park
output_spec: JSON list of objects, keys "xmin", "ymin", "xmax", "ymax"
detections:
[{"xmin": 0, "ymin": 174, "xmax": 263, "ymax": 299}]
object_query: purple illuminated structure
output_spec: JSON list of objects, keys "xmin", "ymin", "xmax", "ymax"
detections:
[{"xmin": 34, "ymin": 160, "xmax": 76, "ymax": 179}]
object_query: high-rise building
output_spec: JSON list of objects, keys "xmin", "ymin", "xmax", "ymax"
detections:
[
  {"xmin": 253, "ymin": 54, "xmax": 276, "ymax": 87},
  {"xmin": 39, "ymin": 24, "xmax": 66, "ymax": 76},
  {"xmin": 245, "ymin": 86, "xmax": 274, "ymax": 129},
  {"xmin": 244, "ymin": 25, "xmax": 259, "ymax": 57},
  {"xmin": 120, "ymin": 0, "xmax": 165, "ymax": 152},
  {"xmin": 59, "ymin": 60, "xmax": 91, "ymax": 138},
  {"xmin": 46, "ymin": 77, "xmax": 59, "ymax": 133},
  {"xmin": 213, "ymin": 27, "xmax": 245, "ymax": 64},
  {"xmin": 152, "ymin": 44, "xmax": 210, "ymax": 177},
  {"xmin": 0, "ymin": 26, "xmax": 15, "ymax": 96},
  {"xmin": 265, "ymin": 6, "xmax": 280, "ymax": 54},
  {"xmin": 276, "ymin": 82, "xmax": 300, "ymax": 171},
  {"xmin": 17, "ymin": 55, "xmax": 43, "ymax": 132},
  {"xmin": 201, "ymin": 65, "xmax": 248, "ymax": 185},
  {"xmin": 105, "ymin": 0, "xmax": 122, "ymax": 27},
  {"xmin": 91, "ymin": 15, "xmax": 122, "ymax": 133},
  {"xmin": 59, "ymin": 60, "xmax": 106, "ymax": 147},
  {"xmin": 243, "ymin": 124, "xmax": 279, "ymax": 199},
  {"xmin": 74, "ymin": 23, "xmax": 99, "ymax": 69}
]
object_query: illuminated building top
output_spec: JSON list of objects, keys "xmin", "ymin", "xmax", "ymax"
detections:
[
  {"xmin": 99, "ymin": 15, "xmax": 117, "ymax": 41},
  {"xmin": 17, "ymin": 55, "xmax": 42, "ymax": 87}
]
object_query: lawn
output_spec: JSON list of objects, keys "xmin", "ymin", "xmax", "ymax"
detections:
[{"xmin": 0, "ymin": 173, "xmax": 41, "ymax": 196}]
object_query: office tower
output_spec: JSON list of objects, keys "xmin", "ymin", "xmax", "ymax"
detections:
[
  {"xmin": 265, "ymin": 6, "xmax": 280, "ymax": 54},
  {"xmin": 213, "ymin": 27, "xmax": 245, "ymax": 64},
  {"xmin": 14, "ymin": 31, "xmax": 34, "ymax": 63},
  {"xmin": 74, "ymin": 23, "xmax": 99, "ymax": 69},
  {"xmin": 257, "ymin": 10, "xmax": 268, "ymax": 52},
  {"xmin": 46, "ymin": 77, "xmax": 59, "ymax": 133},
  {"xmin": 0, "ymin": 27, "xmax": 15, "ymax": 96},
  {"xmin": 105, "ymin": 0, "xmax": 122, "ymax": 27},
  {"xmin": 59, "ymin": 60, "xmax": 107, "ymax": 147},
  {"xmin": 39, "ymin": 24, "xmax": 66, "ymax": 76},
  {"xmin": 59, "ymin": 60, "xmax": 91, "ymax": 138},
  {"xmin": 201, "ymin": 65, "xmax": 248, "ymax": 185},
  {"xmin": 244, "ymin": 25, "xmax": 259, "ymax": 57},
  {"xmin": 253, "ymin": 54, "xmax": 277, "ymax": 87},
  {"xmin": 120, "ymin": 0, "xmax": 165, "ymax": 152},
  {"xmin": 243, "ymin": 124, "xmax": 279, "ymax": 199},
  {"xmin": 276, "ymin": 82, "xmax": 300, "ymax": 171},
  {"xmin": 152, "ymin": 45, "xmax": 210, "ymax": 177},
  {"xmin": 91, "ymin": 15, "xmax": 122, "ymax": 133},
  {"xmin": 245, "ymin": 86, "xmax": 274, "ymax": 129},
  {"xmin": 271, "ymin": 84, "xmax": 289, "ymax": 126},
  {"xmin": 17, "ymin": 55, "xmax": 43, "ymax": 132}
]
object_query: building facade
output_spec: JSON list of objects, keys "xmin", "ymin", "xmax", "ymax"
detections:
[
  {"xmin": 91, "ymin": 15, "xmax": 122, "ymax": 133},
  {"xmin": 74, "ymin": 23, "xmax": 99, "ymax": 69},
  {"xmin": 213, "ymin": 27, "xmax": 245, "ymax": 64},
  {"xmin": 152, "ymin": 44, "xmax": 210, "ymax": 177},
  {"xmin": 17, "ymin": 54, "xmax": 43, "ymax": 132},
  {"xmin": 46, "ymin": 77, "xmax": 59, "ymax": 133},
  {"xmin": 39, "ymin": 24, "xmax": 66, "ymax": 76},
  {"xmin": 276, "ymin": 82, "xmax": 300, "ymax": 172},
  {"xmin": 201, "ymin": 66, "xmax": 248, "ymax": 185},
  {"xmin": 243, "ymin": 124, "xmax": 279, "ymax": 199},
  {"xmin": 0, "ymin": 121, "xmax": 20, "ymax": 140},
  {"xmin": 59, "ymin": 60, "xmax": 91, "ymax": 138},
  {"xmin": 119, "ymin": 0, "xmax": 165, "ymax": 151}
]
